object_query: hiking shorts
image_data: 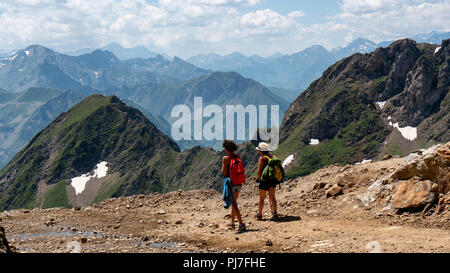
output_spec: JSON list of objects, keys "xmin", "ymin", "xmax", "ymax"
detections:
[
  {"xmin": 259, "ymin": 178, "xmax": 278, "ymax": 191},
  {"xmin": 231, "ymin": 184, "xmax": 242, "ymax": 193}
]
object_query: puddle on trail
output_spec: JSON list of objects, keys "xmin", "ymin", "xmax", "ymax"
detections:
[{"xmin": 10, "ymin": 231, "xmax": 99, "ymax": 241}]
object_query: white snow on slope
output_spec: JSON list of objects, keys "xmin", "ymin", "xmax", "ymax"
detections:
[
  {"xmin": 434, "ymin": 47, "xmax": 441, "ymax": 54},
  {"xmin": 25, "ymin": 50, "xmax": 30, "ymax": 56},
  {"xmin": 309, "ymin": 139, "xmax": 320, "ymax": 145},
  {"xmin": 355, "ymin": 159, "xmax": 372, "ymax": 165},
  {"xmin": 71, "ymin": 161, "xmax": 108, "ymax": 195},
  {"xmin": 389, "ymin": 122, "xmax": 417, "ymax": 141},
  {"xmin": 282, "ymin": 154, "xmax": 294, "ymax": 168},
  {"xmin": 376, "ymin": 101, "xmax": 386, "ymax": 109}
]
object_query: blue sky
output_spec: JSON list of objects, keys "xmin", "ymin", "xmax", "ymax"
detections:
[
  {"xmin": 243, "ymin": 0, "xmax": 341, "ymax": 24},
  {"xmin": 0, "ymin": 0, "xmax": 449, "ymax": 58}
]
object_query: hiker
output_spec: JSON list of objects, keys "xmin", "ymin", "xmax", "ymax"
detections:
[
  {"xmin": 222, "ymin": 140, "xmax": 246, "ymax": 233},
  {"xmin": 255, "ymin": 142, "xmax": 284, "ymax": 221}
]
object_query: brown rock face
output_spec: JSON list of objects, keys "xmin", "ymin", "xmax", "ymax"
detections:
[
  {"xmin": 358, "ymin": 142, "xmax": 449, "ymax": 213},
  {"xmin": 0, "ymin": 226, "xmax": 13, "ymax": 253},
  {"xmin": 326, "ymin": 184, "xmax": 343, "ymax": 198},
  {"xmin": 392, "ymin": 179, "xmax": 437, "ymax": 210},
  {"xmin": 393, "ymin": 143, "xmax": 450, "ymax": 194}
]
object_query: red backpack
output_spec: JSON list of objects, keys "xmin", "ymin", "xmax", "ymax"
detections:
[{"xmin": 229, "ymin": 155, "xmax": 246, "ymax": 186}]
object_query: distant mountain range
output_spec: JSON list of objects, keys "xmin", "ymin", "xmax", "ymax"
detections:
[
  {"xmin": 62, "ymin": 43, "xmax": 171, "ymax": 61},
  {"xmin": 0, "ymin": 45, "xmax": 289, "ymax": 165},
  {"xmin": 103, "ymin": 71, "xmax": 290, "ymax": 150},
  {"xmin": 0, "ymin": 45, "xmax": 209, "ymax": 93},
  {"xmin": 188, "ymin": 32, "xmax": 450, "ymax": 93}
]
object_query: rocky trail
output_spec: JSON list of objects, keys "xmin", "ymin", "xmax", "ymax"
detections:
[{"xmin": 1, "ymin": 144, "xmax": 449, "ymax": 253}]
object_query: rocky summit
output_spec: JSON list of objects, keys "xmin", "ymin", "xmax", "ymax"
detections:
[{"xmin": 277, "ymin": 39, "xmax": 449, "ymax": 177}]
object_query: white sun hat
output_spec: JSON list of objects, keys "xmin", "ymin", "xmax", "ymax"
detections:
[{"xmin": 255, "ymin": 142, "xmax": 270, "ymax": 152}]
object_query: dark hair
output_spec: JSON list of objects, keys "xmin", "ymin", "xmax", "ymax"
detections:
[
  {"xmin": 261, "ymin": 151, "xmax": 270, "ymax": 156},
  {"xmin": 222, "ymin": 140, "xmax": 238, "ymax": 153}
]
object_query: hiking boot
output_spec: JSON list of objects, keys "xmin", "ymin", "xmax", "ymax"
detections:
[
  {"xmin": 271, "ymin": 213, "xmax": 279, "ymax": 221},
  {"xmin": 255, "ymin": 213, "xmax": 263, "ymax": 221},
  {"xmin": 227, "ymin": 222, "xmax": 236, "ymax": 230},
  {"xmin": 236, "ymin": 224, "xmax": 246, "ymax": 234}
]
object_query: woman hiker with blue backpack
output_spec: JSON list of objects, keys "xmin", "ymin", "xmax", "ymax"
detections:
[
  {"xmin": 222, "ymin": 140, "xmax": 247, "ymax": 233},
  {"xmin": 255, "ymin": 142, "xmax": 285, "ymax": 221}
]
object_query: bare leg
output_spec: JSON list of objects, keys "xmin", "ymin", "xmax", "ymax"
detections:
[
  {"xmin": 230, "ymin": 192, "xmax": 239, "ymax": 224},
  {"xmin": 258, "ymin": 190, "xmax": 267, "ymax": 215},
  {"xmin": 231, "ymin": 196, "xmax": 243, "ymax": 225},
  {"xmin": 268, "ymin": 187, "xmax": 277, "ymax": 215}
]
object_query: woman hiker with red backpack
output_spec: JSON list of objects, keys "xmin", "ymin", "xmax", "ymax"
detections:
[{"xmin": 221, "ymin": 140, "xmax": 246, "ymax": 233}]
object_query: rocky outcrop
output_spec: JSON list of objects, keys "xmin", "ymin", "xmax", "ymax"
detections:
[
  {"xmin": 0, "ymin": 226, "xmax": 13, "ymax": 253},
  {"xmin": 358, "ymin": 142, "xmax": 449, "ymax": 213},
  {"xmin": 278, "ymin": 38, "xmax": 449, "ymax": 177},
  {"xmin": 391, "ymin": 179, "xmax": 437, "ymax": 210}
]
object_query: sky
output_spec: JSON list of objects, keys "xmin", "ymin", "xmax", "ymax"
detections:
[{"xmin": 0, "ymin": 0, "xmax": 449, "ymax": 58}]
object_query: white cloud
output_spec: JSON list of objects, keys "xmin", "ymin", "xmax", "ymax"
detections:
[
  {"xmin": 0, "ymin": 0, "xmax": 448, "ymax": 58},
  {"xmin": 334, "ymin": 0, "xmax": 450, "ymax": 43}
]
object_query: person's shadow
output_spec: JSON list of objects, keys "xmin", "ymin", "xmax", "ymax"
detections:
[{"xmin": 274, "ymin": 215, "xmax": 302, "ymax": 223}]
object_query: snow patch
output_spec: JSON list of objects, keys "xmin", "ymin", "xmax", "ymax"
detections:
[
  {"xmin": 309, "ymin": 139, "xmax": 320, "ymax": 145},
  {"xmin": 376, "ymin": 101, "xmax": 386, "ymax": 109},
  {"xmin": 434, "ymin": 47, "xmax": 441, "ymax": 54},
  {"xmin": 282, "ymin": 154, "xmax": 294, "ymax": 168},
  {"xmin": 390, "ymin": 122, "xmax": 417, "ymax": 141},
  {"xmin": 355, "ymin": 159, "xmax": 372, "ymax": 165},
  {"xmin": 71, "ymin": 161, "xmax": 108, "ymax": 195},
  {"xmin": 25, "ymin": 50, "xmax": 30, "ymax": 56}
]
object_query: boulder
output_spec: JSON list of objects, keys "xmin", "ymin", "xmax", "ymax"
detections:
[
  {"xmin": 358, "ymin": 142, "xmax": 449, "ymax": 213},
  {"xmin": 0, "ymin": 226, "xmax": 13, "ymax": 253},
  {"xmin": 326, "ymin": 184, "xmax": 343, "ymax": 198},
  {"xmin": 436, "ymin": 193, "xmax": 450, "ymax": 214},
  {"xmin": 391, "ymin": 179, "xmax": 437, "ymax": 210}
]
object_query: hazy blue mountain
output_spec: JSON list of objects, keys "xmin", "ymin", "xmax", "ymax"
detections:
[
  {"xmin": 187, "ymin": 52, "xmax": 261, "ymax": 71},
  {"xmin": 100, "ymin": 43, "xmax": 159, "ymax": 60},
  {"xmin": 0, "ymin": 87, "xmax": 85, "ymax": 168},
  {"xmin": 412, "ymin": 31, "xmax": 450, "ymax": 44},
  {"xmin": 123, "ymin": 55, "xmax": 212, "ymax": 81},
  {"xmin": 267, "ymin": 86, "xmax": 303, "ymax": 103},
  {"xmin": 103, "ymin": 71, "xmax": 290, "ymax": 150},
  {"xmin": 0, "ymin": 50, "xmax": 17, "ymax": 58},
  {"xmin": 62, "ymin": 48, "xmax": 92, "ymax": 56},
  {"xmin": 188, "ymin": 46, "xmax": 336, "ymax": 91},
  {"xmin": 0, "ymin": 45, "xmax": 209, "ymax": 93},
  {"xmin": 378, "ymin": 31, "xmax": 450, "ymax": 48},
  {"xmin": 330, "ymin": 38, "xmax": 377, "ymax": 60},
  {"xmin": 105, "ymin": 71, "xmax": 289, "ymax": 120},
  {"xmin": 260, "ymin": 45, "xmax": 336, "ymax": 90},
  {"xmin": 249, "ymin": 53, "xmax": 283, "ymax": 64},
  {"xmin": 75, "ymin": 49, "xmax": 120, "ymax": 70}
]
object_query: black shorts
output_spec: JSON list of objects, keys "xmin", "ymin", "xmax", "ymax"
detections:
[{"xmin": 259, "ymin": 178, "xmax": 278, "ymax": 191}]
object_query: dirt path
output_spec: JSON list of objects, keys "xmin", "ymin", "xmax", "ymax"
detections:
[{"xmin": 1, "ymin": 158, "xmax": 449, "ymax": 253}]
